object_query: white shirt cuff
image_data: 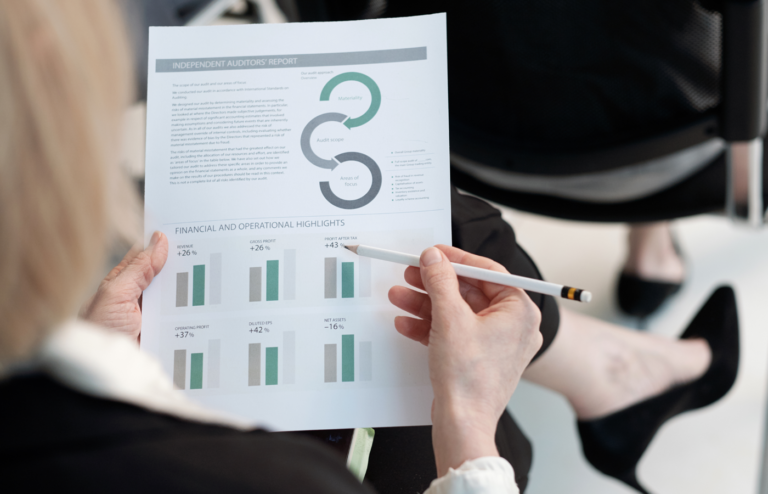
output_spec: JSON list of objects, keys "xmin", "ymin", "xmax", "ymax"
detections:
[{"xmin": 424, "ymin": 457, "xmax": 520, "ymax": 494}]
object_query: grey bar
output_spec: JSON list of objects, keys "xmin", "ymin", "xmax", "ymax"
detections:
[
  {"xmin": 157, "ymin": 47, "xmax": 427, "ymax": 73},
  {"xmin": 173, "ymin": 349, "xmax": 186, "ymax": 389},
  {"xmin": 249, "ymin": 267, "xmax": 262, "ymax": 302},
  {"xmin": 176, "ymin": 272, "xmax": 189, "ymax": 307},
  {"xmin": 248, "ymin": 343, "xmax": 261, "ymax": 386},
  {"xmin": 324, "ymin": 344, "xmax": 337, "ymax": 383},
  {"xmin": 360, "ymin": 341, "xmax": 372, "ymax": 381},
  {"xmin": 208, "ymin": 339, "xmax": 220, "ymax": 388},
  {"xmin": 283, "ymin": 331, "xmax": 295, "ymax": 385},
  {"xmin": 324, "ymin": 258, "xmax": 337, "ymax": 299},
  {"xmin": 359, "ymin": 256, "xmax": 372, "ymax": 298},
  {"xmin": 210, "ymin": 253, "xmax": 222, "ymax": 305},
  {"xmin": 284, "ymin": 249, "xmax": 296, "ymax": 301}
]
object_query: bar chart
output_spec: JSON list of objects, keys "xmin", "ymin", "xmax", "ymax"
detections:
[
  {"xmin": 247, "ymin": 331, "xmax": 296, "ymax": 386},
  {"xmin": 323, "ymin": 256, "xmax": 371, "ymax": 299},
  {"xmin": 173, "ymin": 339, "xmax": 221, "ymax": 390},
  {"xmin": 249, "ymin": 249, "xmax": 296, "ymax": 303},
  {"xmin": 175, "ymin": 253, "xmax": 223, "ymax": 308},
  {"xmin": 324, "ymin": 334, "xmax": 372, "ymax": 383}
]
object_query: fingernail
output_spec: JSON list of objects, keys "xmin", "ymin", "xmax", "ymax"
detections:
[
  {"xmin": 421, "ymin": 247, "xmax": 442, "ymax": 267},
  {"xmin": 148, "ymin": 231, "xmax": 161, "ymax": 249}
]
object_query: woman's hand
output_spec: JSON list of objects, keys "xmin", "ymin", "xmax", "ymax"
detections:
[
  {"xmin": 388, "ymin": 245, "xmax": 542, "ymax": 477},
  {"xmin": 80, "ymin": 231, "xmax": 168, "ymax": 343}
]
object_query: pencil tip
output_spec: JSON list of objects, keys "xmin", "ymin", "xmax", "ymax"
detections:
[{"xmin": 345, "ymin": 244, "xmax": 359, "ymax": 254}]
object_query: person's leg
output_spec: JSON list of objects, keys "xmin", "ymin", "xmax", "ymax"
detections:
[
  {"xmin": 623, "ymin": 222, "xmax": 684, "ymax": 283},
  {"xmin": 523, "ymin": 308, "xmax": 711, "ymax": 420}
]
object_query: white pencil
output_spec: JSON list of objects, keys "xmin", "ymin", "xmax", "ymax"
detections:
[{"xmin": 344, "ymin": 244, "xmax": 592, "ymax": 303}]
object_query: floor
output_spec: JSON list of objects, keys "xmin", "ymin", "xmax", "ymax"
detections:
[
  {"xmin": 121, "ymin": 2, "xmax": 768, "ymax": 492},
  {"xmin": 500, "ymin": 208, "xmax": 768, "ymax": 493}
]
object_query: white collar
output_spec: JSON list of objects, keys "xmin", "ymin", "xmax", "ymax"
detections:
[{"xmin": 30, "ymin": 320, "xmax": 251, "ymax": 430}]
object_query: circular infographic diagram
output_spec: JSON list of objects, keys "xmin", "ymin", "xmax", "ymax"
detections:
[{"xmin": 300, "ymin": 72, "xmax": 382, "ymax": 210}]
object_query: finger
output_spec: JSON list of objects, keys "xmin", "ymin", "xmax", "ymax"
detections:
[
  {"xmin": 405, "ymin": 261, "xmax": 492, "ymax": 313},
  {"xmin": 419, "ymin": 247, "xmax": 471, "ymax": 320},
  {"xmin": 394, "ymin": 316, "xmax": 431, "ymax": 346},
  {"xmin": 113, "ymin": 231, "xmax": 169, "ymax": 297},
  {"xmin": 404, "ymin": 266, "xmax": 425, "ymax": 290},
  {"xmin": 433, "ymin": 245, "xmax": 520, "ymax": 302},
  {"xmin": 103, "ymin": 244, "xmax": 143, "ymax": 282},
  {"xmin": 388, "ymin": 285, "xmax": 432, "ymax": 320}
]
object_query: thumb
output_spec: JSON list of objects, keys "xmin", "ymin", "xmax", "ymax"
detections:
[
  {"xmin": 116, "ymin": 231, "xmax": 169, "ymax": 296},
  {"xmin": 419, "ymin": 247, "xmax": 468, "ymax": 317}
]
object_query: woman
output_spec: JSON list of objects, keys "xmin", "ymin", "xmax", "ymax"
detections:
[{"xmin": 0, "ymin": 2, "xmax": 737, "ymax": 493}]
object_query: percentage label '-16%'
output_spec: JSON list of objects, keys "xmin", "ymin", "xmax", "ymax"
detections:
[{"xmin": 326, "ymin": 323, "xmax": 345, "ymax": 330}]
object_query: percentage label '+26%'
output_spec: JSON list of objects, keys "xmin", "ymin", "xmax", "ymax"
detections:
[
  {"xmin": 250, "ymin": 245, "xmax": 271, "ymax": 251},
  {"xmin": 178, "ymin": 250, "xmax": 197, "ymax": 257}
]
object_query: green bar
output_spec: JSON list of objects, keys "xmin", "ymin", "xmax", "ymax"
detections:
[
  {"xmin": 265, "ymin": 347, "xmax": 278, "ymax": 385},
  {"xmin": 342, "ymin": 334, "xmax": 354, "ymax": 382},
  {"xmin": 266, "ymin": 260, "xmax": 279, "ymax": 301},
  {"xmin": 342, "ymin": 262, "xmax": 354, "ymax": 298},
  {"xmin": 193, "ymin": 265, "xmax": 205, "ymax": 306},
  {"xmin": 190, "ymin": 353, "xmax": 203, "ymax": 389}
]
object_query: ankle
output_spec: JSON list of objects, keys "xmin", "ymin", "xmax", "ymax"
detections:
[{"xmin": 623, "ymin": 223, "xmax": 684, "ymax": 282}]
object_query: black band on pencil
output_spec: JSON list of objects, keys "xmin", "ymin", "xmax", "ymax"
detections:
[{"xmin": 560, "ymin": 286, "xmax": 583, "ymax": 301}]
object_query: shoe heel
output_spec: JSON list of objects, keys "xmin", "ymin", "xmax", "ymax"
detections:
[{"xmin": 616, "ymin": 470, "xmax": 651, "ymax": 494}]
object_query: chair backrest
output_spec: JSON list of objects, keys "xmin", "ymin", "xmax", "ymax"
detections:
[{"xmin": 287, "ymin": 0, "xmax": 767, "ymax": 222}]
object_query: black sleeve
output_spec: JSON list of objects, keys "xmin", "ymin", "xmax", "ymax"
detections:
[{"xmin": 0, "ymin": 374, "xmax": 375, "ymax": 494}]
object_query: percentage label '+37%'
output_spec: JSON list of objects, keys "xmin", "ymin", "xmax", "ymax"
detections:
[{"xmin": 175, "ymin": 331, "xmax": 195, "ymax": 338}]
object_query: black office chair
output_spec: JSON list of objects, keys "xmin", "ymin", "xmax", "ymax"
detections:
[{"xmin": 284, "ymin": 0, "xmax": 767, "ymax": 226}]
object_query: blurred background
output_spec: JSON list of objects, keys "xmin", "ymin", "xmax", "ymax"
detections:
[{"xmin": 117, "ymin": 1, "xmax": 768, "ymax": 492}]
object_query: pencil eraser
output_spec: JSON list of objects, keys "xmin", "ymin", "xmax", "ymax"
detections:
[{"xmin": 580, "ymin": 291, "xmax": 592, "ymax": 303}]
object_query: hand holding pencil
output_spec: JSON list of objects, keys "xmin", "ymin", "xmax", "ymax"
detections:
[{"xmin": 384, "ymin": 245, "xmax": 544, "ymax": 476}]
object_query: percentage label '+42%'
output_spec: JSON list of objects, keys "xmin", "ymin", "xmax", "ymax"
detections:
[{"xmin": 249, "ymin": 327, "xmax": 270, "ymax": 333}]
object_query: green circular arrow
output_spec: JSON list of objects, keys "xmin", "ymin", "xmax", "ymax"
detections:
[{"xmin": 320, "ymin": 72, "xmax": 381, "ymax": 129}]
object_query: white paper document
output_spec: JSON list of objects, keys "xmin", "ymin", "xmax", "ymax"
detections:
[{"xmin": 141, "ymin": 14, "xmax": 450, "ymax": 431}]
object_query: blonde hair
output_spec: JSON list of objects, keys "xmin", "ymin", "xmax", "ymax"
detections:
[{"xmin": 0, "ymin": 0, "xmax": 133, "ymax": 366}]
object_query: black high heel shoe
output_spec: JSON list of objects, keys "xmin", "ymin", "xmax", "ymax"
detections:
[
  {"xmin": 617, "ymin": 274, "xmax": 681, "ymax": 318},
  {"xmin": 618, "ymin": 234, "xmax": 685, "ymax": 319},
  {"xmin": 578, "ymin": 286, "xmax": 739, "ymax": 494}
]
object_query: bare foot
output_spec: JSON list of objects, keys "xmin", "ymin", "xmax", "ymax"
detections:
[
  {"xmin": 623, "ymin": 222, "xmax": 685, "ymax": 283},
  {"xmin": 523, "ymin": 309, "xmax": 711, "ymax": 420}
]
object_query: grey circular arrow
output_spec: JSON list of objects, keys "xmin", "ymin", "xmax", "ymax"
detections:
[
  {"xmin": 300, "ymin": 112, "xmax": 347, "ymax": 170},
  {"xmin": 320, "ymin": 152, "xmax": 382, "ymax": 209}
]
